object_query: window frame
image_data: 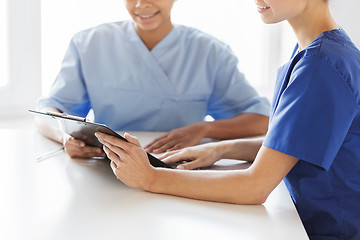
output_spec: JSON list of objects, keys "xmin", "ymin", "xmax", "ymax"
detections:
[
  {"xmin": 0, "ymin": 0, "xmax": 9, "ymax": 87},
  {"xmin": 0, "ymin": 0, "xmax": 41, "ymax": 117}
]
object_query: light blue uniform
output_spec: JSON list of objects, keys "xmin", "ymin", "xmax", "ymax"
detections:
[
  {"xmin": 264, "ymin": 29, "xmax": 360, "ymax": 239},
  {"xmin": 38, "ymin": 20, "xmax": 269, "ymax": 131}
]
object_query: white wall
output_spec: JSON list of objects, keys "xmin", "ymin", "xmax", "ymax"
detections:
[
  {"xmin": 331, "ymin": 0, "xmax": 360, "ymax": 47},
  {"xmin": 38, "ymin": 0, "xmax": 360, "ymax": 102},
  {"xmin": 40, "ymin": 1, "xmax": 269, "ymax": 97},
  {"xmin": 0, "ymin": 0, "xmax": 359, "ymax": 117}
]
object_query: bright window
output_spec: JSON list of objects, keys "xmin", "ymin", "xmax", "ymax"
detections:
[
  {"xmin": 41, "ymin": 0, "xmax": 127, "ymax": 95},
  {"xmin": 0, "ymin": 0, "xmax": 8, "ymax": 87},
  {"xmin": 41, "ymin": 0, "xmax": 292, "ymax": 100},
  {"xmin": 0, "ymin": 0, "xmax": 41, "ymax": 117},
  {"xmin": 172, "ymin": 0, "xmax": 273, "ymax": 98}
]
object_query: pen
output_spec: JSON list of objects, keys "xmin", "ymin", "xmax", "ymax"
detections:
[{"xmin": 36, "ymin": 147, "xmax": 65, "ymax": 162}]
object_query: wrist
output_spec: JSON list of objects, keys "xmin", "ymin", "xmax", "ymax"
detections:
[
  {"xmin": 213, "ymin": 140, "xmax": 233, "ymax": 159},
  {"xmin": 145, "ymin": 167, "xmax": 176, "ymax": 194},
  {"xmin": 216, "ymin": 140, "xmax": 243, "ymax": 160},
  {"xmin": 195, "ymin": 121, "xmax": 212, "ymax": 138},
  {"xmin": 145, "ymin": 167, "xmax": 161, "ymax": 193}
]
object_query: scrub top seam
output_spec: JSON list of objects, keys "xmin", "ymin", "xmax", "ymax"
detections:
[{"xmin": 318, "ymin": 56, "xmax": 360, "ymax": 114}]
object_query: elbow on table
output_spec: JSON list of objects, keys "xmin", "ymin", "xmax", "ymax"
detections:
[
  {"xmin": 240, "ymin": 193, "xmax": 268, "ymax": 205},
  {"xmin": 231, "ymin": 181, "xmax": 271, "ymax": 205},
  {"xmin": 226, "ymin": 189, "xmax": 269, "ymax": 205},
  {"xmin": 250, "ymin": 194, "xmax": 268, "ymax": 205}
]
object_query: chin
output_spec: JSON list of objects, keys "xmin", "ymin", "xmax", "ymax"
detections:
[
  {"xmin": 137, "ymin": 23, "xmax": 159, "ymax": 32},
  {"xmin": 261, "ymin": 16, "xmax": 283, "ymax": 24}
]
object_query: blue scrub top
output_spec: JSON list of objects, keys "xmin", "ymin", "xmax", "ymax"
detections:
[
  {"xmin": 37, "ymin": 20, "xmax": 269, "ymax": 131},
  {"xmin": 264, "ymin": 29, "xmax": 360, "ymax": 239}
]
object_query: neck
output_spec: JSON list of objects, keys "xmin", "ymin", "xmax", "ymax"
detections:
[
  {"xmin": 135, "ymin": 19, "xmax": 173, "ymax": 51},
  {"xmin": 288, "ymin": 2, "xmax": 338, "ymax": 51}
]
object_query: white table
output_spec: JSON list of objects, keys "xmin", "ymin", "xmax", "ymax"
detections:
[{"xmin": 0, "ymin": 129, "xmax": 308, "ymax": 240}]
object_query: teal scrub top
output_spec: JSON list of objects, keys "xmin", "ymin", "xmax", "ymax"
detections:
[
  {"xmin": 38, "ymin": 20, "xmax": 269, "ymax": 131},
  {"xmin": 264, "ymin": 29, "xmax": 360, "ymax": 239}
]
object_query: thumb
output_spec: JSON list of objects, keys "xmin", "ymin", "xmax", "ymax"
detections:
[
  {"xmin": 124, "ymin": 132, "xmax": 141, "ymax": 147},
  {"xmin": 177, "ymin": 159, "xmax": 203, "ymax": 170}
]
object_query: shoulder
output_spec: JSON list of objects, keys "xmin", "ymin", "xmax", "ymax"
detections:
[
  {"xmin": 175, "ymin": 24, "xmax": 232, "ymax": 54},
  {"xmin": 294, "ymin": 29, "xmax": 360, "ymax": 101},
  {"xmin": 303, "ymin": 29, "xmax": 360, "ymax": 85},
  {"xmin": 72, "ymin": 20, "xmax": 131, "ymax": 44}
]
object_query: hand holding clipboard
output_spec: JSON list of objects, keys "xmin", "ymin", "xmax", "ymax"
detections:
[{"xmin": 29, "ymin": 110, "xmax": 173, "ymax": 168}]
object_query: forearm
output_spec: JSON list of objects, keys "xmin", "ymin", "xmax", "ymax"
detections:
[
  {"xmin": 148, "ymin": 168, "xmax": 266, "ymax": 205},
  {"xmin": 202, "ymin": 113, "xmax": 269, "ymax": 140},
  {"xmin": 218, "ymin": 137, "xmax": 264, "ymax": 162},
  {"xmin": 147, "ymin": 145, "xmax": 295, "ymax": 205}
]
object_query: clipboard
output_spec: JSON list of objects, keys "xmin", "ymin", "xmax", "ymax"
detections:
[{"xmin": 29, "ymin": 109, "xmax": 173, "ymax": 169}]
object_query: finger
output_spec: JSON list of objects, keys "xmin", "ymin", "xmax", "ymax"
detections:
[
  {"xmin": 177, "ymin": 159, "xmax": 204, "ymax": 170},
  {"xmin": 66, "ymin": 150, "xmax": 106, "ymax": 159},
  {"xmin": 146, "ymin": 140, "xmax": 170, "ymax": 152},
  {"xmin": 80, "ymin": 145, "xmax": 103, "ymax": 154},
  {"xmin": 67, "ymin": 136, "xmax": 86, "ymax": 147},
  {"xmin": 144, "ymin": 134, "xmax": 168, "ymax": 149},
  {"xmin": 103, "ymin": 145, "xmax": 122, "ymax": 166},
  {"xmin": 64, "ymin": 141, "xmax": 103, "ymax": 153},
  {"xmin": 80, "ymin": 148, "xmax": 106, "ymax": 158},
  {"xmin": 166, "ymin": 143, "xmax": 186, "ymax": 152},
  {"xmin": 110, "ymin": 160, "xmax": 119, "ymax": 173},
  {"xmin": 124, "ymin": 132, "xmax": 141, "ymax": 147},
  {"xmin": 144, "ymin": 136, "xmax": 172, "ymax": 152},
  {"xmin": 96, "ymin": 132, "xmax": 129, "ymax": 152},
  {"xmin": 158, "ymin": 150, "xmax": 180, "ymax": 160},
  {"xmin": 161, "ymin": 151, "xmax": 191, "ymax": 164},
  {"xmin": 152, "ymin": 140, "xmax": 179, "ymax": 154},
  {"xmin": 107, "ymin": 140, "xmax": 129, "ymax": 158},
  {"xmin": 64, "ymin": 144, "xmax": 105, "ymax": 158}
]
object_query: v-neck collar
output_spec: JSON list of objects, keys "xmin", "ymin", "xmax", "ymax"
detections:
[
  {"xmin": 125, "ymin": 20, "xmax": 180, "ymax": 94},
  {"xmin": 127, "ymin": 20, "xmax": 180, "ymax": 54}
]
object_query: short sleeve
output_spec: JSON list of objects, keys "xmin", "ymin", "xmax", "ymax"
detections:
[
  {"xmin": 37, "ymin": 37, "xmax": 91, "ymax": 117},
  {"xmin": 263, "ymin": 57, "xmax": 357, "ymax": 170},
  {"xmin": 207, "ymin": 47, "xmax": 270, "ymax": 119}
]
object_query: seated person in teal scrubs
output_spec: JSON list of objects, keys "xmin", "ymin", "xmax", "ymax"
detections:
[
  {"xmin": 95, "ymin": 0, "xmax": 360, "ymax": 239},
  {"xmin": 36, "ymin": 0, "xmax": 270, "ymax": 158}
]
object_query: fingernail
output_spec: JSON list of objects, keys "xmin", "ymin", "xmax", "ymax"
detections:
[
  {"xmin": 177, "ymin": 165, "xmax": 184, "ymax": 170},
  {"xmin": 95, "ymin": 132, "xmax": 100, "ymax": 137}
]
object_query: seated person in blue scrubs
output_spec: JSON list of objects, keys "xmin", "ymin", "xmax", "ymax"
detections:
[
  {"xmin": 36, "ymin": 0, "xmax": 270, "ymax": 158},
  {"xmin": 95, "ymin": 0, "xmax": 360, "ymax": 239}
]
